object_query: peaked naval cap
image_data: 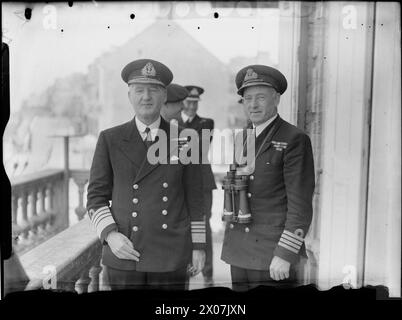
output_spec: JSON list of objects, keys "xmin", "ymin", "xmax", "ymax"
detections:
[
  {"xmin": 121, "ymin": 59, "xmax": 173, "ymax": 87},
  {"xmin": 235, "ymin": 65, "xmax": 287, "ymax": 96},
  {"xmin": 166, "ymin": 83, "xmax": 189, "ymax": 103},
  {"xmin": 184, "ymin": 85, "xmax": 204, "ymax": 101}
]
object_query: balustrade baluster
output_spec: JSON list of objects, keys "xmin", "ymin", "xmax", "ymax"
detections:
[
  {"xmin": 46, "ymin": 182, "xmax": 56, "ymax": 233},
  {"xmin": 53, "ymin": 178, "xmax": 68, "ymax": 231},
  {"xmin": 75, "ymin": 266, "xmax": 92, "ymax": 294},
  {"xmin": 36, "ymin": 186, "xmax": 49, "ymax": 242},
  {"xmin": 73, "ymin": 175, "xmax": 88, "ymax": 221},
  {"xmin": 20, "ymin": 191, "xmax": 29, "ymax": 239},
  {"xmin": 12, "ymin": 194, "xmax": 18, "ymax": 224},
  {"xmin": 16, "ymin": 191, "xmax": 31, "ymax": 253},
  {"xmin": 58, "ymin": 273, "xmax": 81, "ymax": 292},
  {"xmin": 88, "ymin": 256, "xmax": 102, "ymax": 292},
  {"xmin": 40, "ymin": 186, "xmax": 46, "ymax": 214},
  {"xmin": 11, "ymin": 194, "xmax": 20, "ymax": 246},
  {"xmin": 47, "ymin": 182, "xmax": 54, "ymax": 212},
  {"xmin": 30, "ymin": 187, "xmax": 38, "ymax": 233}
]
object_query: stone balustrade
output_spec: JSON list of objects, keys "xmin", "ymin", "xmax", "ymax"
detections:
[
  {"xmin": 19, "ymin": 218, "xmax": 102, "ymax": 293},
  {"xmin": 11, "ymin": 169, "xmax": 67, "ymax": 255},
  {"xmin": 10, "ymin": 168, "xmax": 90, "ymax": 255}
]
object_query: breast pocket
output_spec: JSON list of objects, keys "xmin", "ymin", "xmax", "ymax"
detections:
[
  {"xmin": 256, "ymin": 152, "xmax": 283, "ymax": 174},
  {"xmin": 265, "ymin": 147, "xmax": 284, "ymax": 165}
]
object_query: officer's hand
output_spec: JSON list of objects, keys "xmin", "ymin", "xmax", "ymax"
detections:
[
  {"xmin": 106, "ymin": 231, "xmax": 140, "ymax": 261},
  {"xmin": 269, "ymin": 256, "xmax": 291, "ymax": 281},
  {"xmin": 188, "ymin": 250, "xmax": 206, "ymax": 276}
]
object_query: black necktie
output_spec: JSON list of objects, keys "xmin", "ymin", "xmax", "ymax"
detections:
[{"xmin": 144, "ymin": 127, "xmax": 152, "ymax": 149}]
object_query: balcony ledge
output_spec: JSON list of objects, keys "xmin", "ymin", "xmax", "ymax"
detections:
[{"xmin": 19, "ymin": 217, "xmax": 101, "ymax": 290}]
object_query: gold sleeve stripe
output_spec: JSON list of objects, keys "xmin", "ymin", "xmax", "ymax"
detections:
[
  {"xmin": 281, "ymin": 233, "xmax": 303, "ymax": 246},
  {"xmin": 279, "ymin": 238, "xmax": 301, "ymax": 250},
  {"xmin": 89, "ymin": 206, "xmax": 116, "ymax": 239},
  {"xmin": 278, "ymin": 241, "xmax": 299, "ymax": 254},
  {"xmin": 283, "ymin": 230, "xmax": 304, "ymax": 242}
]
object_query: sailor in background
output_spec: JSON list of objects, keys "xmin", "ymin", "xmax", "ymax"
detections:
[
  {"xmin": 221, "ymin": 65, "xmax": 315, "ymax": 291},
  {"xmin": 180, "ymin": 85, "xmax": 217, "ymax": 287},
  {"xmin": 87, "ymin": 59, "xmax": 205, "ymax": 290}
]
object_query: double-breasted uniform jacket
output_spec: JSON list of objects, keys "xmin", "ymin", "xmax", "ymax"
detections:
[
  {"xmin": 87, "ymin": 117, "xmax": 205, "ymax": 272},
  {"xmin": 221, "ymin": 115, "xmax": 315, "ymax": 270},
  {"xmin": 179, "ymin": 114, "xmax": 217, "ymax": 193}
]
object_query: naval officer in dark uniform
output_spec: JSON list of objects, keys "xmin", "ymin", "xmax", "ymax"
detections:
[
  {"xmin": 87, "ymin": 59, "xmax": 206, "ymax": 290},
  {"xmin": 180, "ymin": 86, "xmax": 217, "ymax": 286},
  {"xmin": 161, "ymin": 83, "xmax": 189, "ymax": 124},
  {"xmin": 221, "ymin": 65, "xmax": 315, "ymax": 291}
]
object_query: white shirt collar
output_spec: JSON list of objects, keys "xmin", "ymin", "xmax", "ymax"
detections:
[
  {"xmin": 181, "ymin": 111, "xmax": 194, "ymax": 123},
  {"xmin": 252, "ymin": 114, "xmax": 278, "ymax": 138},
  {"xmin": 135, "ymin": 116, "xmax": 161, "ymax": 141}
]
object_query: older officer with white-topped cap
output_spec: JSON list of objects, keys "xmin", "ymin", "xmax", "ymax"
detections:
[
  {"xmin": 87, "ymin": 59, "xmax": 206, "ymax": 290},
  {"xmin": 221, "ymin": 65, "xmax": 315, "ymax": 291}
]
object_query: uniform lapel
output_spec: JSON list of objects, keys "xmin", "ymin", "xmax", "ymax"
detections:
[
  {"xmin": 118, "ymin": 118, "xmax": 147, "ymax": 169},
  {"xmin": 171, "ymin": 110, "xmax": 182, "ymax": 125},
  {"xmin": 177, "ymin": 117, "xmax": 185, "ymax": 128},
  {"xmin": 188, "ymin": 114, "xmax": 201, "ymax": 130},
  {"xmin": 256, "ymin": 115, "xmax": 283, "ymax": 159},
  {"xmin": 133, "ymin": 117, "xmax": 170, "ymax": 184}
]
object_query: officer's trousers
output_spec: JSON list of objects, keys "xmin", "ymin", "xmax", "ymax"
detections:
[
  {"xmin": 183, "ymin": 190, "xmax": 213, "ymax": 290},
  {"xmin": 230, "ymin": 265, "xmax": 297, "ymax": 292},
  {"xmin": 104, "ymin": 266, "xmax": 187, "ymax": 291},
  {"xmin": 202, "ymin": 190, "xmax": 213, "ymax": 279}
]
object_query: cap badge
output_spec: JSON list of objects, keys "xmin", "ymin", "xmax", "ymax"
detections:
[
  {"xmin": 190, "ymin": 88, "xmax": 199, "ymax": 96},
  {"xmin": 244, "ymin": 68, "xmax": 258, "ymax": 82},
  {"xmin": 142, "ymin": 62, "xmax": 156, "ymax": 77}
]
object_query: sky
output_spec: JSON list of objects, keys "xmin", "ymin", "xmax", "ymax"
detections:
[{"xmin": 2, "ymin": 2, "xmax": 279, "ymax": 112}]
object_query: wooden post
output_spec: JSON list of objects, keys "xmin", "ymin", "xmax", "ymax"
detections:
[
  {"xmin": 278, "ymin": 1, "xmax": 301, "ymax": 125},
  {"xmin": 363, "ymin": 2, "xmax": 401, "ymax": 297},
  {"xmin": 317, "ymin": 2, "xmax": 375, "ymax": 290},
  {"xmin": 296, "ymin": 2, "xmax": 310, "ymax": 130}
]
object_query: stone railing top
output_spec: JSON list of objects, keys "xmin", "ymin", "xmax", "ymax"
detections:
[
  {"xmin": 19, "ymin": 217, "xmax": 99, "ymax": 290},
  {"xmin": 10, "ymin": 169, "xmax": 64, "ymax": 189}
]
